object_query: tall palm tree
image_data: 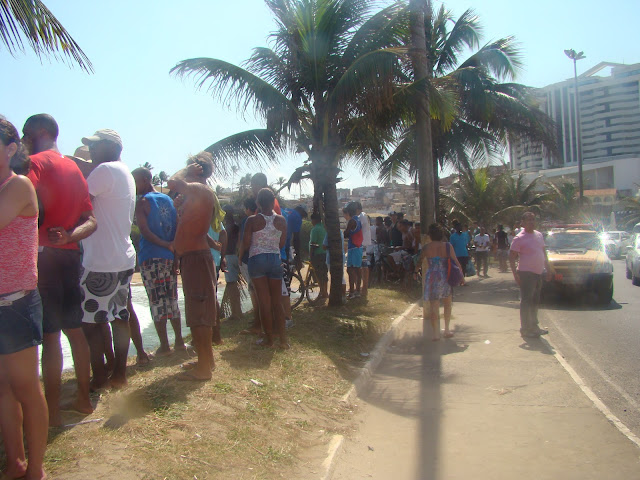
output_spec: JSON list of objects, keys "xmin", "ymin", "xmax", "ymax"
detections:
[
  {"xmin": 375, "ymin": 6, "xmax": 556, "ymax": 201},
  {"xmin": 158, "ymin": 170, "xmax": 168, "ymax": 192},
  {"xmin": 1, "ymin": 0, "xmax": 92, "ymax": 72},
  {"xmin": 171, "ymin": 0, "xmax": 408, "ymax": 305}
]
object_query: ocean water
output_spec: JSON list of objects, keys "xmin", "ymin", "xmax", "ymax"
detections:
[{"xmin": 59, "ymin": 284, "xmax": 223, "ymax": 370}]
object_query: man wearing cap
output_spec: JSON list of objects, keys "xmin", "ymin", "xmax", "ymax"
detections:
[
  {"xmin": 80, "ymin": 129, "xmax": 136, "ymax": 390},
  {"xmin": 23, "ymin": 113, "xmax": 96, "ymax": 425},
  {"xmin": 353, "ymin": 202, "xmax": 371, "ymax": 298}
]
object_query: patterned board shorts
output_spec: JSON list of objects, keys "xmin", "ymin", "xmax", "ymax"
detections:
[
  {"xmin": 141, "ymin": 258, "xmax": 181, "ymax": 323},
  {"xmin": 80, "ymin": 268, "xmax": 134, "ymax": 324}
]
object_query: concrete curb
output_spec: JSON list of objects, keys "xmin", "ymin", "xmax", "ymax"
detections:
[
  {"xmin": 319, "ymin": 434, "xmax": 345, "ymax": 480},
  {"xmin": 317, "ymin": 302, "xmax": 419, "ymax": 479},
  {"xmin": 340, "ymin": 302, "xmax": 419, "ymax": 405}
]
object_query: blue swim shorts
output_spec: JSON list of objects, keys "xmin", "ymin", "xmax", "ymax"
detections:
[{"xmin": 347, "ymin": 247, "xmax": 363, "ymax": 268}]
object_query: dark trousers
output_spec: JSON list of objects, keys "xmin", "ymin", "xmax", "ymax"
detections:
[
  {"xmin": 475, "ymin": 251, "xmax": 489, "ymax": 276},
  {"xmin": 519, "ymin": 271, "xmax": 542, "ymax": 334}
]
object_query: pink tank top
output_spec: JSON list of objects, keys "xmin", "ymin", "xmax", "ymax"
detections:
[
  {"xmin": 0, "ymin": 177, "xmax": 38, "ymax": 294},
  {"xmin": 249, "ymin": 213, "xmax": 282, "ymax": 257}
]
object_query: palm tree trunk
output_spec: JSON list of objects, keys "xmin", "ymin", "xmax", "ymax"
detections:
[
  {"xmin": 409, "ymin": 0, "xmax": 436, "ymax": 234},
  {"xmin": 322, "ymin": 174, "xmax": 344, "ymax": 306}
]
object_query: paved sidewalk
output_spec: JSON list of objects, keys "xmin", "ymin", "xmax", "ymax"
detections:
[{"xmin": 331, "ymin": 273, "xmax": 640, "ymax": 480}]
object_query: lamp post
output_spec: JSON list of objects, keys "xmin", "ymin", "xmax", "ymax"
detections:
[{"xmin": 564, "ymin": 49, "xmax": 586, "ymax": 206}]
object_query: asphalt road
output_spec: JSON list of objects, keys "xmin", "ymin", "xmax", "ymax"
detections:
[{"xmin": 542, "ymin": 258, "xmax": 640, "ymax": 440}]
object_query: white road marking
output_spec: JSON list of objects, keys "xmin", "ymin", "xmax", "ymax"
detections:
[{"xmin": 541, "ymin": 318, "xmax": 640, "ymax": 449}]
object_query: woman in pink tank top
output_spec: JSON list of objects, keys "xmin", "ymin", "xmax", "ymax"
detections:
[
  {"xmin": 0, "ymin": 118, "xmax": 48, "ymax": 480},
  {"xmin": 238, "ymin": 188, "xmax": 289, "ymax": 349}
]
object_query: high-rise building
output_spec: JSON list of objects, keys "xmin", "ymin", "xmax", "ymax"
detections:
[{"xmin": 510, "ymin": 62, "xmax": 640, "ymax": 197}]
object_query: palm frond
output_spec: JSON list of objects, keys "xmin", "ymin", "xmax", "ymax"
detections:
[
  {"xmin": 433, "ymin": 8, "xmax": 480, "ymax": 75},
  {"xmin": 0, "ymin": 0, "xmax": 92, "ymax": 72},
  {"xmin": 458, "ymin": 36, "xmax": 522, "ymax": 81},
  {"xmin": 171, "ymin": 58, "xmax": 304, "ymax": 135},
  {"xmin": 203, "ymin": 129, "xmax": 287, "ymax": 179}
]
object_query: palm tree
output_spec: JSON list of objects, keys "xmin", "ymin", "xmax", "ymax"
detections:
[
  {"xmin": 546, "ymin": 180, "xmax": 585, "ymax": 223},
  {"xmin": 1, "ymin": 0, "xmax": 92, "ymax": 72},
  {"xmin": 440, "ymin": 167, "xmax": 505, "ymax": 228},
  {"xmin": 158, "ymin": 171, "xmax": 168, "ymax": 192},
  {"xmin": 495, "ymin": 173, "xmax": 550, "ymax": 226},
  {"xmin": 171, "ymin": 0, "xmax": 407, "ymax": 305},
  {"xmin": 237, "ymin": 173, "xmax": 252, "ymax": 197},
  {"xmin": 620, "ymin": 195, "xmax": 640, "ymax": 229},
  {"xmin": 141, "ymin": 161, "xmax": 154, "ymax": 171},
  {"xmin": 275, "ymin": 176, "xmax": 286, "ymax": 192},
  {"xmin": 231, "ymin": 165, "xmax": 240, "ymax": 193},
  {"xmin": 375, "ymin": 6, "xmax": 556, "ymax": 204}
]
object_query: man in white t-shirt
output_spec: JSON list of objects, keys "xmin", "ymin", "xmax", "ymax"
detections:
[
  {"xmin": 80, "ymin": 129, "xmax": 136, "ymax": 390},
  {"xmin": 474, "ymin": 226, "xmax": 491, "ymax": 277},
  {"xmin": 354, "ymin": 202, "xmax": 372, "ymax": 298}
]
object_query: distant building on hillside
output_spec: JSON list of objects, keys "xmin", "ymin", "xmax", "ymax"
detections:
[{"xmin": 510, "ymin": 61, "xmax": 640, "ymax": 197}]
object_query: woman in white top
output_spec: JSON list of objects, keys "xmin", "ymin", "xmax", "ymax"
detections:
[{"xmin": 238, "ymin": 188, "xmax": 288, "ymax": 349}]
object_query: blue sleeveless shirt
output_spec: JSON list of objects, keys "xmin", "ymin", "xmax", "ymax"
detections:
[{"xmin": 138, "ymin": 192, "xmax": 177, "ymax": 264}]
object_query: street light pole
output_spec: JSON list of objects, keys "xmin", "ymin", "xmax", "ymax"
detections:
[{"xmin": 564, "ymin": 49, "xmax": 586, "ymax": 206}]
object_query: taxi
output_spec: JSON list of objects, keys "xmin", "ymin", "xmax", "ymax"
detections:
[{"xmin": 543, "ymin": 229, "xmax": 614, "ymax": 304}]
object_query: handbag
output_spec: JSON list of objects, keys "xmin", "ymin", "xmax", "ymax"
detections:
[{"xmin": 446, "ymin": 243, "xmax": 463, "ymax": 287}]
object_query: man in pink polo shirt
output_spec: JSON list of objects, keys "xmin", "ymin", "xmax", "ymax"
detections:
[{"xmin": 509, "ymin": 212, "xmax": 551, "ymax": 338}]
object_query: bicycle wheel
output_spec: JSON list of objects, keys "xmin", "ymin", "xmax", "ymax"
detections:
[
  {"xmin": 289, "ymin": 271, "xmax": 305, "ymax": 309},
  {"xmin": 305, "ymin": 270, "xmax": 323, "ymax": 306}
]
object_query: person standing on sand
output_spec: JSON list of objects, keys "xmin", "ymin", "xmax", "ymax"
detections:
[
  {"xmin": 79, "ymin": 129, "xmax": 136, "ymax": 390},
  {"xmin": 22, "ymin": 114, "xmax": 95, "ymax": 425},
  {"xmin": 131, "ymin": 167, "xmax": 186, "ymax": 357},
  {"xmin": 222, "ymin": 205, "xmax": 243, "ymax": 321},
  {"xmin": 168, "ymin": 164, "xmax": 217, "ymax": 381},
  {"xmin": 509, "ymin": 212, "xmax": 551, "ymax": 338},
  {"xmin": 249, "ymin": 173, "xmax": 293, "ymax": 329},
  {"xmin": 0, "ymin": 117, "xmax": 48, "ymax": 480},
  {"xmin": 238, "ymin": 188, "xmax": 289, "ymax": 349}
]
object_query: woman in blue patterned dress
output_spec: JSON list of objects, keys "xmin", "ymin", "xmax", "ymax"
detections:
[{"xmin": 421, "ymin": 223, "xmax": 464, "ymax": 340}]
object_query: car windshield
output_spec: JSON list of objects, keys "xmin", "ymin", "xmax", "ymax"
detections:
[{"xmin": 546, "ymin": 232, "xmax": 602, "ymax": 250}]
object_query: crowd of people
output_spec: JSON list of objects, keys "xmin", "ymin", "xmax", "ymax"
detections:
[{"xmin": 0, "ymin": 111, "xmax": 546, "ymax": 479}]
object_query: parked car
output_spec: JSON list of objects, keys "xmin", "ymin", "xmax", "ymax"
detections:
[
  {"xmin": 599, "ymin": 230, "xmax": 633, "ymax": 259},
  {"xmin": 625, "ymin": 236, "xmax": 640, "ymax": 285},
  {"xmin": 543, "ymin": 229, "xmax": 614, "ymax": 304}
]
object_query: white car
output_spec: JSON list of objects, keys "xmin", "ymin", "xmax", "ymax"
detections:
[
  {"xmin": 626, "ymin": 236, "xmax": 640, "ymax": 285},
  {"xmin": 599, "ymin": 231, "xmax": 632, "ymax": 259}
]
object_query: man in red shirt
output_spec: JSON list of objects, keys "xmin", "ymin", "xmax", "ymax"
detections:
[{"xmin": 23, "ymin": 114, "xmax": 97, "ymax": 426}]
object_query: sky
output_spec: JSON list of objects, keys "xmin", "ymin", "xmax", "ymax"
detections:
[{"xmin": 1, "ymin": 0, "xmax": 639, "ymax": 199}]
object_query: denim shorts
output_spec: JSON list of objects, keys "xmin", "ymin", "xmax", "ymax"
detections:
[
  {"xmin": 0, "ymin": 290, "xmax": 43, "ymax": 355},
  {"xmin": 248, "ymin": 253, "xmax": 283, "ymax": 280},
  {"xmin": 224, "ymin": 254, "xmax": 240, "ymax": 283}
]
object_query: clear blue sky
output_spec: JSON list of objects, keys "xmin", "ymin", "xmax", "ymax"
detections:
[{"xmin": 1, "ymin": 0, "xmax": 638, "ymax": 198}]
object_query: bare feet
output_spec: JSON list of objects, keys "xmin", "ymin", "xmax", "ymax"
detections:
[
  {"xmin": 60, "ymin": 398, "xmax": 94, "ymax": 415},
  {"xmin": 431, "ymin": 336, "xmax": 440, "ymax": 341},
  {"xmin": 443, "ymin": 331, "xmax": 454, "ymax": 338},
  {"xmin": 109, "ymin": 375, "xmax": 128, "ymax": 390},
  {"xmin": 154, "ymin": 346, "xmax": 173, "ymax": 357},
  {"xmin": 90, "ymin": 378, "xmax": 110, "ymax": 393},
  {"xmin": 136, "ymin": 352, "xmax": 153, "ymax": 366},
  {"xmin": 3, "ymin": 458, "xmax": 27, "ymax": 479},
  {"xmin": 181, "ymin": 361, "xmax": 215, "ymax": 372},
  {"xmin": 277, "ymin": 342, "xmax": 291, "ymax": 350}
]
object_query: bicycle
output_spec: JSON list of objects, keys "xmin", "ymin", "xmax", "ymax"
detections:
[{"xmin": 283, "ymin": 254, "xmax": 326, "ymax": 310}]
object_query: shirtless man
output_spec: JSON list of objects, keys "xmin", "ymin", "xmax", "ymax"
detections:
[{"xmin": 168, "ymin": 165, "xmax": 216, "ymax": 381}]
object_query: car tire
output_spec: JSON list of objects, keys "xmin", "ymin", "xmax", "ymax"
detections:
[
  {"xmin": 627, "ymin": 264, "xmax": 633, "ymax": 279},
  {"xmin": 633, "ymin": 274, "xmax": 640, "ymax": 287},
  {"xmin": 597, "ymin": 283, "xmax": 614, "ymax": 304}
]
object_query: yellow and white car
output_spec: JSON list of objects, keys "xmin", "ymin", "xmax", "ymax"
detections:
[{"xmin": 544, "ymin": 229, "xmax": 614, "ymax": 304}]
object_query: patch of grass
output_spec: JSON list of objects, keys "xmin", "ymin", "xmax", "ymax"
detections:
[{"xmin": 39, "ymin": 286, "xmax": 414, "ymax": 479}]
